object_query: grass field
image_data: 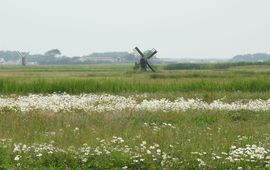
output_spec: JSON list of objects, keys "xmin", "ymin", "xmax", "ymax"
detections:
[{"xmin": 0, "ymin": 64, "xmax": 270, "ymax": 169}]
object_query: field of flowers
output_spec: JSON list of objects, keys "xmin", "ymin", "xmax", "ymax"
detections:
[
  {"xmin": 0, "ymin": 65, "xmax": 270, "ymax": 169},
  {"xmin": 1, "ymin": 93, "xmax": 270, "ymax": 113}
]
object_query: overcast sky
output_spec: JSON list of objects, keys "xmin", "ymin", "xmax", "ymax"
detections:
[{"xmin": 0, "ymin": 0, "xmax": 269, "ymax": 59}]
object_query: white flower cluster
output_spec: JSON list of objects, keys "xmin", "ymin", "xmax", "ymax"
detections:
[
  {"xmin": 144, "ymin": 122, "xmax": 176, "ymax": 133},
  {"xmin": 13, "ymin": 142, "xmax": 64, "ymax": 160},
  {"xmin": 2, "ymin": 137, "xmax": 178, "ymax": 169},
  {"xmin": 0, "ymin": 93, "xmax": 270, "ymax": 113},
  {"xmin": 191, "ymin": 144, "xmax": 270, "ymax": 168},
  {"xmin": 226, "ymin": 145, "xmax": 270, "ymax": 163}
]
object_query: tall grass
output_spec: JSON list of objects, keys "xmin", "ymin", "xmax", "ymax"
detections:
[
  {"xmin": 0, "ymin": 77, "xmax": 270, "ymax": 94},
  {"xmin": 0, "ymin": 65, "xmax": 270, "ymax": 95}
]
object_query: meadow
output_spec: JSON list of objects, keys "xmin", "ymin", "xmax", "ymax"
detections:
[{"xmin": 0, "ymin": 64, "xmax": 270, "ymax": 169}]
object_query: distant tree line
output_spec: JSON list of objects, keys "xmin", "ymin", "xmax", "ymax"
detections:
[
  {"xmin": 0, "ymin": 49, "xmax": 154, "ymax": 65},
  {"xmin": 164, "ymin": 62, "xmax": 270, "ymax": 70},
  {"xmin": 232, "ymin": 53, "xmax": 270, "ymax": 62}
]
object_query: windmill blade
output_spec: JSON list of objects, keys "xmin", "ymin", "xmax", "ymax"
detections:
[
  {"xmin": 134, "ymin": 47, "xmax": 145, "ymax": 58},
  {"xmin": 146, "ymin": 61, "xmax": 156, "ymax": 72},
  {"xmin": 17, "ymin": 51, "xmax": 28, "ymax": 57},
  {"xmin": 147, "ymin": 50, "xmax": 157, "ymax": 59},
  {"xmin": 16, "ymin": 51, "xmax": 23, "ymax": 57}
]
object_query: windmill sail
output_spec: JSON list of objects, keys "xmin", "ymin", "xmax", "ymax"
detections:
[
  {"xmin": 133, "ymin": 47, "xmax": 157, "ymax": 72},
  {"xmin": 147, "ymin": 49, "xmax": 157, "ymax": 59}
]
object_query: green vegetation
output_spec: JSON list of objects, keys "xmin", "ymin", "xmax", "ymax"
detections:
[
  {"xmin": 1, "ymin": 110, "xmax": 270, "ymax": 169},
  {"xmin": 164, "ymin": 62, "xmax": 270, "ymax": 70},
  {"xmin": 1, "ymin": 76, "xmax": 270, "ymax": 94},
  {"xmin": 0, "ymin": 64, "xmax": 270, "ymax": 169},
  {"xmin": 0, "ymin": 64, "xmax": 270, "ymax": 101}
]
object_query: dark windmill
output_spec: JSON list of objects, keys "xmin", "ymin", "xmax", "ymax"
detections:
[
  {"xmin": 134, "ymin": 47, "xmax": 157, "ymax": 72},
  {"xmin": 16, "ymin": 51, "xmax": 28, "ymax": 66}
]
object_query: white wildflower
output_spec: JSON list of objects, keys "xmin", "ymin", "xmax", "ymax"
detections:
[
  {"xmin": 122, "ymin": 166, "xmax": 128, "ymax": 169},
  {"xmin": 14, "ymin": 155, "xmax": 21, "ymax": 161},
  {"xmin": 146, "ymin": 150, "xmax": 151, "ymax": 154}
]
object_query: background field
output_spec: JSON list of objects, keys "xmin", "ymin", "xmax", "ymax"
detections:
[
  {"xmin": 1, "ymin": 64, "xmax": 270, "ymax": 169},
  {"xmin": 1, "ymin": 64, "xmax": 270, "ymax": 101}
]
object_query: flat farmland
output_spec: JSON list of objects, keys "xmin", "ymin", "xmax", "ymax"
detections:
[{"xmin": 0, "ymin": 65, "xmax": 270, "ymax": 169}]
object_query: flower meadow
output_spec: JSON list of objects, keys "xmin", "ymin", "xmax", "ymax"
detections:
[
  {"xmin": 6, "ymin": 137, "xmax": 179, "ymax": 169},
  {"xmin": 2, "ymin": 133, "xmax": 270, "ymax": 169},
  {"xmin": 2, "ymin": 63, "xmax": 270, "ymax": 169},
  {"xmin": 1, "ymin": 93, "xmax": 270, "ymax": 113},
  {"xmin": 0, "ymin": 93, "xmax": 270, "ymax": 169}
]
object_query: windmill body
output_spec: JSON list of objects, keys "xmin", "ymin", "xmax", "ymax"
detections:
[
  {"xmin": 16, "ymin": 51, "xmax": 29, "ymax": 66},
  {"xmin": 140, "ymin": 58, "xmax": 147, "ymax": 71},
  {"xmin": 134, "ymin": 47, "xmax": 157, "ymax": 72},
  {"xmin": 22, "ymin": 56, "xmax": 26, "ymax": 66}
]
